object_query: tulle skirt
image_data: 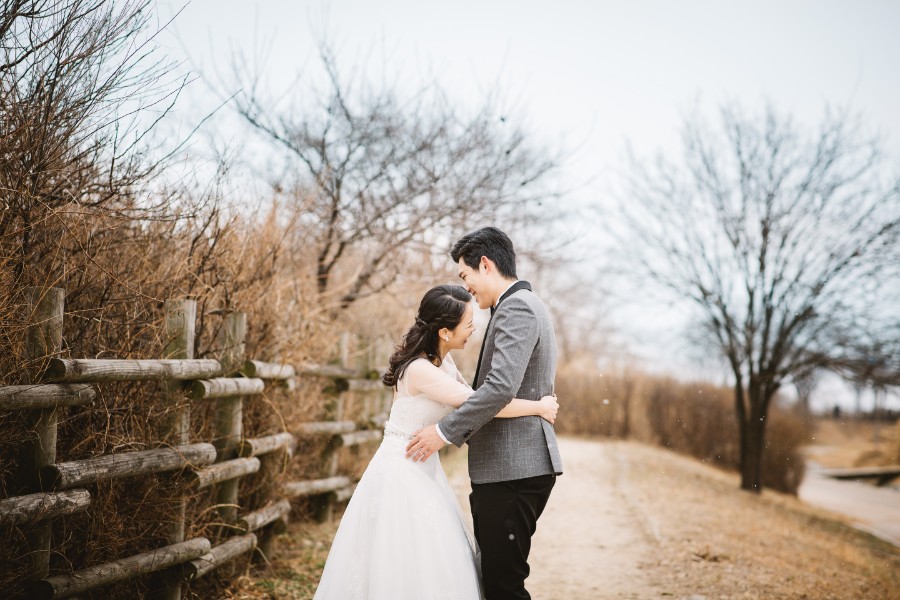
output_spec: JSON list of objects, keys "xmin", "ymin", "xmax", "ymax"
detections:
[{"xmin": 313, "ymin": 430, "xmax": 483, "ymax": 599}]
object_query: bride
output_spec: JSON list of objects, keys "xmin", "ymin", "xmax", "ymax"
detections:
[{"xmin": 313, "ymin": 284, "xmax": 558, "ymax": 599}]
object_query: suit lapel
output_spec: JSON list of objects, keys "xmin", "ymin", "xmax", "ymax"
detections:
[{"xmin": 472, "ymin": 280, "xmax": 532, "ymax": 388}]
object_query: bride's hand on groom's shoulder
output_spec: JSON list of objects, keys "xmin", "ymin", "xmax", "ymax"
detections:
[{"xmin": 537, "ymin": 394, "xmax": 558, "ymax": 424}]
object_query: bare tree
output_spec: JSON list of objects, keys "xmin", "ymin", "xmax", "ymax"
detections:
[
  {"xmin": 228, "ymin": 45, "xmax": 562, "ymax": 310},
  {"xmin": 616, "ymin": 103, "xmax": 900, "ymax": 492},
  {"xmin": 0, "ymin": 0, "xmax": 186, "ymax": 284}
]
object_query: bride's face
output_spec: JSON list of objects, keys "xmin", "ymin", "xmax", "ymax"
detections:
[{"xmin": 446, "ymin": 302, "xmax": 476, "ymax": 350}]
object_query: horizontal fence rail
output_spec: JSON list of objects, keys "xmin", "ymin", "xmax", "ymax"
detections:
[
  {"xmin": 295, "ymin": 420, "xmax": 357, "ymax": 436},
  {"xmin": 0, "ymin": 384, "xmax": 95, "ymax": 411},
  {"xmin": 26, "ymin": 538, "xmax": 212, "ymax": 600},
  {"xmin": 238, "ymin": 433, "xmax": 297, "ymax": 458},
  {"xmin": 191, "ymin": 377, "xmax": 265, "ymax": 400},
  {"xmin": 182, "ymin": 533, "xmax": 258, "ymax": 581},
  {"xmin": 282, "ymin": 476, "xmax": 352, "ymax": 499},
  {"xmin": 44, "ymin": 358, "xmax": 224, "ymax": 382},
  {"xmin": 0, "ymin": 490, "xmax": 91, "ymax": 525},
  {"xmin": 241, "ymin": 360, "xmax": 296, "ymax": 380},
  {"xmin": 42, "ymin": 444, "xmax": 218, "ymax": 490},
  {"xmin": 186, "ymin": 458, "xmax": 262, "ymax": 490},
  {"xmin": 239, "ymin": 500, "xmax": 292, "ymax": 534}
]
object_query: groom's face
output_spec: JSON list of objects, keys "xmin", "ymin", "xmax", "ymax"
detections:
[{"xmin": 457, "ymin": 257, "xmax": 492, "ymax": 310}]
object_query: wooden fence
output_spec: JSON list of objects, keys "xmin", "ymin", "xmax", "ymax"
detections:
[{"xmin": 0, "ymin": 289, "xmax": 389, "ymax": 599}]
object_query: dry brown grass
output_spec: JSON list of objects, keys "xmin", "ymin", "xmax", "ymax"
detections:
[
  {"xmin": 807, "ymin": 418, "xmax": 900, "ymax": 470},
  {"xmin": 621, "ymin": 440, "xmax": 900, "ymax": 599}
]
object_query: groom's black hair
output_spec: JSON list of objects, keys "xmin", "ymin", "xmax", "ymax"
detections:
[{"xmin": 450, "ymin": 226, "xmax": 517, "ymax": 279}]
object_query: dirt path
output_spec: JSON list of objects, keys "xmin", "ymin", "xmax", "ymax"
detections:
[
  {"xmin": 447, "ymin": 437, "xmax": 667, "ymax": 599},
  {"xmin": 445, "ymin": 436, "xmax": 900, "ymax": 600}
]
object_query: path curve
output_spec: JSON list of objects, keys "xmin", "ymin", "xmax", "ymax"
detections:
[{"xmin": 799, "ymin": 460, "xmax": 900, "ymax": 546}]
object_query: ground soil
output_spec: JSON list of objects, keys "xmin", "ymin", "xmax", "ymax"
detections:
[{"xmin": 221, "ymin": 436, "xmax": 900, "ymax": 600}]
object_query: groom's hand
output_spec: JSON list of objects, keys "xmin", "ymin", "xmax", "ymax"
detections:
[{"xmin": 405, "ymin": 425, "xmax": 446, "ymax": 462}]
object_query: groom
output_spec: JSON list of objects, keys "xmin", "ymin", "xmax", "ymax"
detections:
[{"xmin": 406, "ymin": 226, "xmax": 563, "ymax": 599}]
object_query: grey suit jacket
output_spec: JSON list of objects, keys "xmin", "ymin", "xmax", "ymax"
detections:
[{"xmin": 438, "ymin": 286, "xmax": 564, "ymax": 484}]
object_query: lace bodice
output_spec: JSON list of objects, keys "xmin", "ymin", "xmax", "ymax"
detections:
[{"xmin": 385, "ymin": 356, "xmax": 471, "ymax": 437}]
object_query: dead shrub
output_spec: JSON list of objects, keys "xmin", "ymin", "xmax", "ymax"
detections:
[{"xmin": 555, "ymin": 366, "xmax": 811, "ymax": 495}]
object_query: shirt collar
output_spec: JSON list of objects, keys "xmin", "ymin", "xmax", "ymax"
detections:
[{"xmin": 494, "ymin": 280, "xmax": 520, "ymax": 308}]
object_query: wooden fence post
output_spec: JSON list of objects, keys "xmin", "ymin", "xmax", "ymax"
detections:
[
  {"xmin": 214, "ymin": 312, "xmax": 246, "ymax": 526},
  {"xmin": 314, "ymin": 333, "xmax": 350, "ymax": 523},
  {"xmin": 22, "ymin": 287, "xmax": 64, "ymax": 581},
  {"xmin": 149, "ymin": 299, "xmax": 196, "ymax": 600}
]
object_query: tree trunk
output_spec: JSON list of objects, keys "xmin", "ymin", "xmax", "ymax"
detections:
[
  {"xmin": 740, "ymin": 416, "xmax": 765, "ymax": 492},
  {"xmin": 733, "ymin": 377, "xmax": 751, "ymax": 489},
  {"xmin": 738, "ymin": 382, "xmax": 773, "ymax": 493}
]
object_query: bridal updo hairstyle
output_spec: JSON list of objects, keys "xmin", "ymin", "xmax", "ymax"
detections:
[{"xmin": 382, "ymin": 284, "xmax": 472, "ymax": 389}]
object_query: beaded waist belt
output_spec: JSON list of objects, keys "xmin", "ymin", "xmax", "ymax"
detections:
[{"xmin": 383, "ymin": 421, "xmax": 414, "ymax": 440}]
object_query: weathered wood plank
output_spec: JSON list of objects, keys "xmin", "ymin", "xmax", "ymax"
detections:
[
  {"xmin": 26, "ymin": 537, "xmax": 211, "ymax": 599},
  {"xmin": 294, "ymin": 420, "xmax": 356, "ymax": 436},
  {"xmin": 348, "ymin": 379, "xmax": 385, "ymax": 392},
  {"xmin": 241, "ymin": 360, "xmax": 296, "ymax": 380},
  {"xmin": 23, "ymin": 287, "xmax": 64, "ymax": 581},
  {"xmin": 296, "ymin": 362, "xmax": 361, "ymax": 379},
  {"xmin": 190, "ymin": 377, "xmax": 264, "ymax": 400},
  {"xmin": 336, "ymin": 429, "xmax": 383, "ymax": 447},
  {"xmin": 368, "ymin": 412, "xmax": 389, "ymax": 429},
  {"xmin": 315, "ymin": 392, "xmax": 347, "ymax": 523},
  {"xmin": 44, "ymin": 358, "xmax": 222, "ymax": 382},
  {"xmin": 42, "ymin": 443, "xmax": 217, "ymax": 490},
  {"xmin": 237, "ymin": 433, "xmax": 296, "ymax": 458},
  {"xmin": 0, "ymin": 490, "xmax": 90, "ymax": 524},
  {"xmin": 238, "ymin": 499, "xmax": 291, "ymax": 533},
  {"xmin": 182, "ymin": 534, "xmax": 257, "ymax": 580},
  {"xmin": 186, "ymin": 457, "xmax": 261, "ymax": 489},
  {"xmin": 332, "ymin": 484, "xmax": 357, "ymax": 503},
  {"xmin": 282, "ymin": 476, "xmax": 351, "ymax": 499},
  {"xmin": 0, "ymin": 384, "xmax": 95, "ymax": 411},
  {"xmin": 214, "ymin": 313, "xmax": 245, "ymax": 524},
  {"xmin": 152, "ymin": 298, "xmax": 197, "ymax": 600}
]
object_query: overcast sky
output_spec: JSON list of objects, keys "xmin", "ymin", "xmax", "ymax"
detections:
[
  {"xmin": 162, "ymin": 0, "xmax": 900, "ymax": 160},
  {"xmin": 158, "ymin": 0, "xmax": 900, "ymax": 409}
]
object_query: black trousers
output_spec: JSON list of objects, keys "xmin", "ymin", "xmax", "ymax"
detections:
[{"xmin": 469, "ymin": 473, "xmax": 556, "ymax": 600}]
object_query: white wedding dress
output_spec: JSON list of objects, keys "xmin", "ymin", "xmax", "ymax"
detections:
[{"xmin": 313, "ymin": 356, "xmax": 483, "ymax": 600}]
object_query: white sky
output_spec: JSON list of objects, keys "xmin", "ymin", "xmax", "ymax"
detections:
[
  {"xmin": 158, "ymin": 0, "xmax": 900, "ymax": 409},
  {"xmin": 161, "ymin": 0, "xmax": 900, "ymax": 161}
]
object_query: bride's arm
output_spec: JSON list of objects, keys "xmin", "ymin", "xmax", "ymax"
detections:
[
  {"xmin": 496, "ymin": 395, "xmax": 558, "ymax": 423},
  {"xmin": 408, "ymin": 360, "xmax": 558, "ymax": 423}
]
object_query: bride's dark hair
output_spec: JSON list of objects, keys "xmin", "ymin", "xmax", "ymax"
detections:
[{"xmin": 382, "ymin": 284, "xmax": 472, "ymax": 388}]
